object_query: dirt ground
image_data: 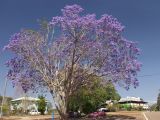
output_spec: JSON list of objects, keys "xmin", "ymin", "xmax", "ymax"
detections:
[
  {"xmin": 107, "ymin": 111, "xmax": 145, "ymax": 120},
  {"xmin": 0, "ymin": 115, "xmax": 57, "ymax": 120},
  {"xmin": 0, "ymin": 111, "xmax": 145, "ymax": 120}
]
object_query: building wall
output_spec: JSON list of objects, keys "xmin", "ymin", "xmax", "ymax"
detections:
[{"xmin": 120, "ymin": 103, "xmax": 149, "ymax": 110}]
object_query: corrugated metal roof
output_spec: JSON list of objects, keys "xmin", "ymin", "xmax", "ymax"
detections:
[
  {"xmin": 11, "ymin": 97, "xmax": 39, "ymax": 102},
  {"xmin": 119, "ymin": 96, "xmax": 144, "ymax": 102}
]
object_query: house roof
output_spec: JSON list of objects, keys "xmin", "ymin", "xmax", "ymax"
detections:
[
  {"xmin": 11, "ymin": 97, "xmax": 40, "ymax": 102},
  {"xmin": 119, "ymin": 96, "xmax": 147, "ymax": 103}
]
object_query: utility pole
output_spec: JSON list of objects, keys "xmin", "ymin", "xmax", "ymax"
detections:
[{"xmin": 0, "ymin": 78, "xmax": 8, "ymax": 118}]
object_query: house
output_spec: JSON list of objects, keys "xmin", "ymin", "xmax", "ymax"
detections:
[
  {"xmin": 118, "ymin": 96, "xmax": 149, "ymax": 110},
  {"xmin": 10, "ymin": 96, "xmax": 49, "ymax": 113}
]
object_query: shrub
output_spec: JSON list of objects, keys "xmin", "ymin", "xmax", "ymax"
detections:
[
  {"xmin": 1, "ymin": 105, "xmax": 10, "ymax": 116},
  {"xmin": 37, "ymin": 96, "xmax": 46, "ymax": 115}
]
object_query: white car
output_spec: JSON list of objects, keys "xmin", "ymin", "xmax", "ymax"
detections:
[
  {"xmin": 29, "ymin": 110, "xmax": 40, "ymax": 115},
  {"xmin": 98, "ymin": 108, "xmax": 108, "ymax": 112}
]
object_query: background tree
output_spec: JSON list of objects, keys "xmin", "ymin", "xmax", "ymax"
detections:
[
  {"xmin": 37, "ymin": 96, "xmax": 46, "ymax": 115},
  {"xmin": 150, "ymin": 103, "xmax": 157, "ymax": 111},
  {"xmin": 0, "ymin": 96, "xmax": 12, "ymax": 115},
  {"xmin": 68, "ymin": 76, "xmax": 120, "ymax": 114},
  {"xmin": 0, "ymin": 96, "xmax": 12, "ymax": 107},
  {"xmin": 157, "ymin": 92, "xmax": 160, "ymax": 111},
  {"xmin": 105, "ymin": 82, "xmax": 121, "ymax": 101},
  {"xmin": 5, "ymin": 4, "xmax": 141, "ymax": 119}
]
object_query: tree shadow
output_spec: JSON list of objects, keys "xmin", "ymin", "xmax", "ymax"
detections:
[
  {"xmin": 69, "ymin": 115, "xmax": 136, "ymax": 120},
  {"xmin": 106, "ymin": 114, "xmax": 136, "ymax": 120},
  {"xmin": 73, "ymin": 114, "xmax": 136, "ymax": 120}
]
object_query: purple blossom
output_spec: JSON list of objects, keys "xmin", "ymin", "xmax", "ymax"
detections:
[{"xmin": 61, "ymin": 4, "xmax": 84, "ymax": 18}]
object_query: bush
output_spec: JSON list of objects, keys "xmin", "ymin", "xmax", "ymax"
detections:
[
  {"xmin": 108, "ymin": 106, "xmax": 116, "ymax": 112},
  {"xmin": 126, "ymin": 106, "xmax": 132, "ymax": 111},
  {"xmin": 1, "ymin": 105, "xmax": 10, "ymax": 116},
  {"xmin": 107, "ymin": 104, "xmax": 119, "ymax": 112},
  {"xmin": 137, "ymin": 106, "xmax": 143, "ymax": 111},
  {"xmin": 37, "ymin": 96, "xmax": 46, "ymax": 115},
  {"xmin": 150, "ymin": 103, "xmax": 157, "ymax": 111}
]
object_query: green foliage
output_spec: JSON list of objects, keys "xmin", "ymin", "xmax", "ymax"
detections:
[
  {"xmin": 126, "ymin": 105, "xmax": 132, "ymax": 111},
  {"xmin": 0, "ymin": 96, "xmax": 12, "ymax": 116},
  {"xmin": 105, "ymin": 83, "xmax": 121, "ymax": 101},
  {"xmin": 68, "ymin": 77, "xmax": 121, "ymax": 114},
  {"xmin": 108, "ymin": 103, "xmax": 120, "ymax": 112},
  {"xmin": 108, "ymin": 105, "xmax": 116, "ymax": 112},
  {"xmin": 157, "ymin": 93, "xmax": 160, "ymax": 111},
  {"xmin": 120, "ymin": 104, "xmax": 132, "ymax": 111},
  {"xmin": 137, "ymin": 106, "xmax": 143, "ymax": 111},
  {"xmin": 37, "ymin": 95, "xmax": 46, "ymax": 115},
  {"xmin": 1, "ymin": 104, "xmax": 10, "ymax": 116},
  {"xmin": 150, "ymin": 103, "xmax": 157, "ymax": 111},
  {"xmin": 0, "ymin": 96, "xmax": 2, "ymax": 104}
]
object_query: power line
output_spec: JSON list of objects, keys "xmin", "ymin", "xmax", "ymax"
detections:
[{"xmin": 137, "ymin": 73, "xmax": 160, "ymax": 78}]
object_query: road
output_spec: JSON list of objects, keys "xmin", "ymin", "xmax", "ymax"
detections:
[{"xmin": 144, "ymin": 112, "xmax": 160, "ymax": 120}]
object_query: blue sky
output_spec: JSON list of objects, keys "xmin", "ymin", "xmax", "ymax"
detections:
[{"xmin": 0, "ymin": 0, "xmax": 160, "ymax": 104}]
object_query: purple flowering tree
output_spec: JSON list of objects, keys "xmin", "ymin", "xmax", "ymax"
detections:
[{"xmin": 5, "ymin": 5, "xmax": 141, "ymax": 119}]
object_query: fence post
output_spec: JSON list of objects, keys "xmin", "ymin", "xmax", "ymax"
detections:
[{"xmin": 52, "ymin": 112, "xmax": 54, "ymax": 120}]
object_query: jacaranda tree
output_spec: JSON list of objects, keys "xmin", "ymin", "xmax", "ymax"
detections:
[{"xmin": 4, "ymin": 4, "xmax": 141, "ymax": 119}]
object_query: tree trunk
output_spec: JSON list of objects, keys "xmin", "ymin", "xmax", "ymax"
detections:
[
  {"xmin": 60, "ymin": 100, "xmax": 69, "ymax": 120},
  {"xmin": 51, "ymin": 92, "xmax": 69, "ymax": 120},
  {"xmin": 60, "ymin": 113, "xmax": 68, "ymax": 120},
  {"xmin": 56, "ymin": 106, "xmax": 68, "ymax": 120}
]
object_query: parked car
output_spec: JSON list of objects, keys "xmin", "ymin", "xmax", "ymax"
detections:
[
  {"xmin": 98, "ymin": 108, "xmax": 108, "ymax": 112},
  {"xmin": 88, "ymin": 111, "xmax": 106, "ymax": 118},
  {"xmin": 29, "ymin": 110, "xmax": 40, "ymax": 115},
  {"xmin": 68, "ymin": 111, "xmax": 81, "ymax": 118}
]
